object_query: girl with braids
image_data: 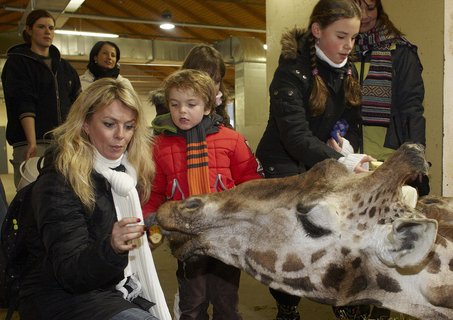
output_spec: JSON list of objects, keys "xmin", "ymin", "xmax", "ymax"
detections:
[{"xmin": 255, "ymin": 1, "xmax": 372, "ymax": 319}]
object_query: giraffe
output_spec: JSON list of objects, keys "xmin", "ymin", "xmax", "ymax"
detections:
[{"xmin": 156, "ymin": 143, "xmax": 453, "ymax": 319}]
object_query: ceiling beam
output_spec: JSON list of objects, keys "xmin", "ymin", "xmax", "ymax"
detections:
[{"xmin": 3, "ymin": 6, "xmax": 266, "ymax": 34}]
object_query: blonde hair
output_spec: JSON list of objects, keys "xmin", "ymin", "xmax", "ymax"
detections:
[
  {"xmin": 307, "ymin": 0, "xmax": 362, "ymax": 116},
  {"xmin": 51, "ymin": 78, "xmax": 155, "ymax": 211},
  {"xmin": 163, "ymin": 69, "xmax": 217, "ymax": 114}
]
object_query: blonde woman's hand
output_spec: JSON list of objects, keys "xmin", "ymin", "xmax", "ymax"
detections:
[{"xmin": 111, "ymin": 217, "xmax": 146, "ymax": 254}]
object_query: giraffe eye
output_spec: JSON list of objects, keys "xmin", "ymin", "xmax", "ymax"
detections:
[{"xmin": 296, "ymin": 203, "xmax": 332, "ymax": 238}]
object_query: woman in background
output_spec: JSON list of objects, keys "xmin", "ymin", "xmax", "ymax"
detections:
[
  {"xmin": 1, "ymin": 9, "xmax": 81, "ymax": 188},
  {"xmin": 353, "ymin": 0, "xmax": 429, "ymax": 197},
  {"xmin": 80, "ymin": 40, "xmax": 132, "ymax": 90}
]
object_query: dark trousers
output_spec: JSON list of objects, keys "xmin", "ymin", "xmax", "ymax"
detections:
[
  {"xmin": 269, "ymin": 288, "xmax": 301, "ymax": 306},
  {"xmin": 177, "ymin": 256, "xmax": 242, "ymax": 320}
]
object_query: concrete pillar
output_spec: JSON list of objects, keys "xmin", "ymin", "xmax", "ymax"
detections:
[{"xmin": 234, "ymin": 61, "xmax": 267, "ymax": 151}]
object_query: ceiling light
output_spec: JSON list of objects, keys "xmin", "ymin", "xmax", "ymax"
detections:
[
  {"xmin": 64, "ymin": 0, "xmax": 86, "ymax": 12},
  {"xmin": 160, "ymin": 23, "xmax": 175, "ymax": 30},
  {"xmin": 263, "ymin": 44, "xmax": 268, "ymax": 50},
  {"xmin": 55, "ymin": 30, "xmax": 119, "ymax": 38},
  {"xmin": 160, "ymin": 10, "xmax": 175, "ymax": 30}
]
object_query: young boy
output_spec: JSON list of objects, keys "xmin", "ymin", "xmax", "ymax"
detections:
[{"xmin": 142, "ymin": 69, "xmax": 262, "ymax": 320}]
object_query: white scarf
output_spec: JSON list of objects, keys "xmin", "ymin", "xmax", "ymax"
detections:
[
  {"xmin": 94, "ymin": 151, "xmax": 171, "ymax": 320},
  {"xmin": 315, "ymin": 44, "xmax": 348, "ymax": 68}
]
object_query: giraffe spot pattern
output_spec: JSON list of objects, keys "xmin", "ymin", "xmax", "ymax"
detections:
[
  {"xmin": 425, "ymin": 285, "xmax": 453, "ymax": 308},
  {"xmin": 311, "ymin": 249, "xmax": 326, "ymax": 263},
  {"xmin": 369, "ymin": 207, "xmax": 376, "ymax": 218},
  {"xmin": 341, "ymin": 247, "xmax": 351, "ymax": 256},
  {"xmin": 259, "ymin": 274, "xmax": 273, "ymax": 286},
  {"xmin": 322, "ymin": 264, "xmax": 346, "ymax": 291},
  {"xmin": 246, "ymin": 249, "xmax": 276, "ymax": 273},
  {"xmin": 348, "ymin": 274, "xmax": 368, "ymax": 296},
  {"xmin": 282, "ymin": 253, "xmax": 305, "ymax": 272},
  {"xmin": 351, "ymin": 257, "xmax": 362, "ymax": 269},
  {"xmin": 427, "ymin": 252, "xmax": 441, "ymax": 274},
  {"xmin": 357, "ymin": 223, "xmax": 367, "ymax": 231},
  {"xmin": 376, "ymin": 273, "xmax": 402, "ymax": 293},
  {"xmin": 283, "ymin": 276, "xmax": 316, "ymax": 292}
]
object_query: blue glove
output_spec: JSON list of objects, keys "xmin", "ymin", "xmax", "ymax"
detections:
[{"xmin": 330, "ymin": 119, "xmax": 349, "ymax": 143}]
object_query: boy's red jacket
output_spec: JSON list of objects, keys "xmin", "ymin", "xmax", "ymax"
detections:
[{"xmin": 142, "ymin": 125, "xmax": 262, "ymax": 218}]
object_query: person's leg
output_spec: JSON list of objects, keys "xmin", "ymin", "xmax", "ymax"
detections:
[
  {"xmin": 369, "ymin": 306, "xmax": 391, "ymax": 319},
  {"xmin": 110, "ymin": 308, "xmax": 159, "ymax": 320},
  {"xmin": 177, "ymin": 258, "xmax": 210, "ymax": 320},
  {"xmin": 208, "ymin": 257, "xmax": 242, "ymax": 320},
  {"xmin": 332, "ymin": 305, "xmax": 371, "ymax": 320},
  {"xmin": 269, "ymin": 288, "xmax": 301, "ymax": 320}
]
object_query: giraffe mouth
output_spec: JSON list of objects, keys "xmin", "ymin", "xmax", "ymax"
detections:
[{"xmin": 163, "ymin": 229, "xmax": 203, "ymax": 260}]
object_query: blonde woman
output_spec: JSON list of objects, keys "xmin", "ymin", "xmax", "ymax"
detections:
[{"xmin": 19, "ymin": 78, "xmax": 170, "ymax": 320}]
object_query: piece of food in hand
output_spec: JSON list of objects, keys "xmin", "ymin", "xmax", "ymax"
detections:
[
  {"xmin": 370, "ymin": 161, "xmax": 384, "ymax": 170},
  {"xmin": 148, "ymin": 225, "xmax": 163, "ymax": 245}
]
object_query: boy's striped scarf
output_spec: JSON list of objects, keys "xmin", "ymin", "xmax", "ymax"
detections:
[
  {"xmin": 184, "ymin": 116, "xmax": 211, "ymax": 196},
  {"xmin": 356, "ymin": 25, "xmax": 412, "ymax": 126}
]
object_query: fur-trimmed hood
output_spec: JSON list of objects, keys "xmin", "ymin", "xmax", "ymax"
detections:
[{"xmin": 280, "ymin": 26, "xmax": 308, "ymax": 60}]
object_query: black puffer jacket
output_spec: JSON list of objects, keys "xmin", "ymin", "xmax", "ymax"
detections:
[
  {"xmin": 1, "ymin": 44, "xmax": 81, "ymax": 146},
  {"xmin": 19, "ymin": 160, "xmax": 134, "ymax": 320},
  {"xmin": 256, "ymin": 27, "xmax": 361, "ymax": 178}
]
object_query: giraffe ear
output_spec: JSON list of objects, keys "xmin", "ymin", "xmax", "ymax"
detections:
[{"xmin": 378, "ymin": 218, "xmax": 438, "ymax": 268}]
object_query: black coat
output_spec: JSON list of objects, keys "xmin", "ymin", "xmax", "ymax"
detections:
[
  {"xmin": 356, "ymin": 43, "xmax": 426, "ymax": 149},
  {"xmin": 256, "ymin": 28, "xmax": 361, "ymax": 178},
  {"xmin": 1, "ymin": 44, "xmax": 81, "ymax": 146},
  {"xmin": 19, "ymin": 163, "xmax": 135, "ymax": 320}
]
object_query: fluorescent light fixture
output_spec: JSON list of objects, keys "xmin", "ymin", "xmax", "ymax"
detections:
[
  {"xmin": 55, "ymin": 30, "xmax": 119, "ymax": 38},
  {"xmin": 64, "ymin": 0, "xmax": 86, "ymax": 12},
  {"xmin": 160, "ymin": 22, "xmax": 175, "ymax": 30}
]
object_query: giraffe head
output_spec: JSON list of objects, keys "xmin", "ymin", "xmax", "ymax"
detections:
[{"xmin": 157, "ymin": 143, "xmax": 453, "ymax": 319}]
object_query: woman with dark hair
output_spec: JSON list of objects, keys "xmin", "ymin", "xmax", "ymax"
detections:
[
  {"xmin": 354, "ymin": 0, "xmax": 429, "ymax": 197},
  {"xmin": 1, "ymin": 9, "xmax": 81, "ymax": 188},
  {"xmin": 80, "ymin": 40, "xmax": 132, "ymax": 90}
]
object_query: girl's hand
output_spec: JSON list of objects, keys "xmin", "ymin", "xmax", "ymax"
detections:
[
  {"xmin": 354, "ymin": 155, "xmax": 376, "ymax": 173},
  {"xmin": 111, "ymin": 217, "xmax": 146, "ymax": 254},
  {"xmin": 327, "ymin": 133, "xmax": 343, "ymax": 152}
]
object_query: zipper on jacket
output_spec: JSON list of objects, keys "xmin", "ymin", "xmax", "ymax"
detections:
[
  {"xmin": 214, "ymin": 174, "xmax": 227, "ymax": 192},
  {"xmin": 167, "ymin": 178, "xmax": 185, "ymax": 200}
]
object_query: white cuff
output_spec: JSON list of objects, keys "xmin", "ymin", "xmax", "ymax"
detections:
[
  {"xmin": 338, "ymin": 154, "xmax": 369, "ymax": 172},
  {"xmin": 340, "ymin": 138, "xmax": 354, "ymax": 156}
]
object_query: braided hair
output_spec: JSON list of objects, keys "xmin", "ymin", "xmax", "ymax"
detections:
[{"xmin": 307, "ymin": 0, "xmax": 362, "ymax": 116}]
